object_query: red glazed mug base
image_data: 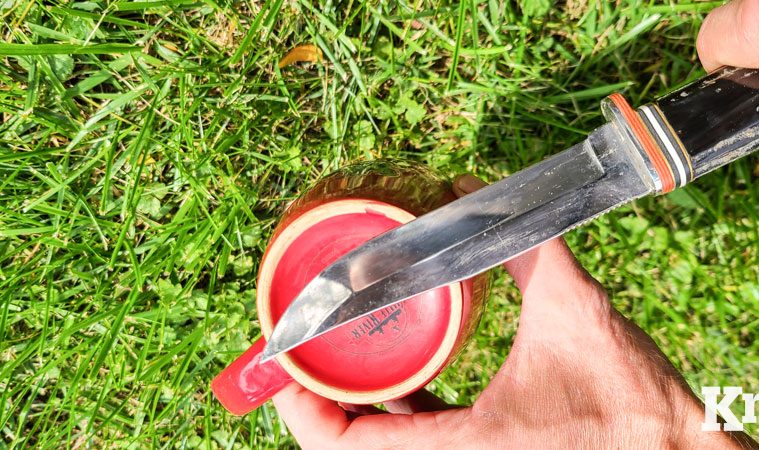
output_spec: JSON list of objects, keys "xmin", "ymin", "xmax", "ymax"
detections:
[{"xmin": 257, "ymin": 199, "xmax": 465, "ymax": 404}]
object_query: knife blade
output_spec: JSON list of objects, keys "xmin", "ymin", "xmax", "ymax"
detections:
[{"xmin": 262, "ymin": 66, "xmax": 759, "ymax": 362}]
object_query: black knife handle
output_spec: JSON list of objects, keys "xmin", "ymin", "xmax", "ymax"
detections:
[{"xmin": 602, "ymin": 66, "xmax": 759, "ymax": 194}]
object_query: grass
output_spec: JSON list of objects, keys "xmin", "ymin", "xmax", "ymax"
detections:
[{"xmin": 0, "ymin": 0, "xmax": 756, "ymax": 447}]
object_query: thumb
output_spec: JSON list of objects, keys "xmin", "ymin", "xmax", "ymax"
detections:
[
  {"xmin": 697, "ymin": 0, "xmax": 759, "ymax": 72},
  {"xmin": 452, "ymin": 174, "xmax": 610, "ymax": 328},
  {"xmin": 452, "ymin": 174, "xmax": 596, "ymax": 296}
]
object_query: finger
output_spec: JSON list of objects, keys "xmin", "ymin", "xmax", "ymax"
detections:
[
  {"xmin": 273, "ymin": 383, "xmax": 464, "ymax": 448},
  {"xmin": 272, "ymin": 383, "xmax": 351, "ymax": 448},
  {"xmin": 697, "ymin": 0, "xmax": 759, "ymax": 71},
  {"xmin": 384, "ymin": 388, "xmax": 454, "ymax": 414},
  {"xmin": 338, "ymin": 402, "xmax": 384, "ymax": 420},
  {"xmin": 452, "ymin": 174, "xmax": 487, "ymax": 198}
]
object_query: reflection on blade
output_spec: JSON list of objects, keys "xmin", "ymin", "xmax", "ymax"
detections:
[{"xmin": 262, "ymin": 123, "xmax": 653, "ymax": 362}]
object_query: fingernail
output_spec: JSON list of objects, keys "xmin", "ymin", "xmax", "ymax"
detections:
[{"xmin": 454, "ymin": 174, "xmax": 488, "ymax": 194}]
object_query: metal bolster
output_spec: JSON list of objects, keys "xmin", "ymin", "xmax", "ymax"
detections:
[
  {"xmin": 601, "ymin": 95, "xmax": 662, "ymax": 193},
  {"xmin": 601, "ymin": 93, "xmax": 693, "ymax": 194}
]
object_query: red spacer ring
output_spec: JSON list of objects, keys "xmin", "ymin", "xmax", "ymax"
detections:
[{"xmin": 608, "ymin": 93, "xmax": 676, "ymax": 193}]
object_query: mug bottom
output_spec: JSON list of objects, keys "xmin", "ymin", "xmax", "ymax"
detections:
[{"xmin": 257, "ymin": 198, "xmax": 466, "ymax": 404}]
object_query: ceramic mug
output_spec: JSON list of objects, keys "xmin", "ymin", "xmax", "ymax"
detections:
[{"xmin": 211, "ymin": 160, "xmax": 489, "ymax": 415}]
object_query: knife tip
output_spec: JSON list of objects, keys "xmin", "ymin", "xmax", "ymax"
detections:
[{"xmin": 260, "ymin": 346, "xmax": 277, "ymax": 364}]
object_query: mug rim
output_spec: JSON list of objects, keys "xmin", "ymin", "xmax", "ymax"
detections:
[{"xmin": 257, "ymin": 198, "xmax": 464, "ymax": 404}]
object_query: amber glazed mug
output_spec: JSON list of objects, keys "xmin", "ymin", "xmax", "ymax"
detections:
[{"xmin": 211, "ymin": 160, "xmax": 488, "ymax": 415}]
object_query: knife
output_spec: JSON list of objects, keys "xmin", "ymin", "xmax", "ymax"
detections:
[{"xmin": 262, "ymin": 66, "xmax": 759, "ymax": 363}]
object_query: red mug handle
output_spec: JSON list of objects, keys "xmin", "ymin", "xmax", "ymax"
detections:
[{"xmin": 211, "ymin": 338, "xmax": 293, "ymax": 415}]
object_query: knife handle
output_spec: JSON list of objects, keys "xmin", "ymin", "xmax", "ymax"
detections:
[{"xmin": 602, "ymin": 66, "xmax": 759, "ymax": 194}]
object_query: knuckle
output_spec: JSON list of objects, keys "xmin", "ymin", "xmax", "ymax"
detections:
[
  {"xmin": 577, "ymin": 280, "xmax": 613, "ymax": 323},
  {"xmin": 696, "ymin": 14, "xmax": 715, "ymax": 61},
  {"xmin": 737, "ymin": 0, "xmax": 759, "ymax": 47}
]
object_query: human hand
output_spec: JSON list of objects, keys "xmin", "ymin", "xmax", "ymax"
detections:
[
  {"xmin": 272, "ymin": 175, "xmax": 754, "ymax": 449},
  {"xmin": 697, "ymin": 0, "xmax": 759, "ymax": 71}
]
